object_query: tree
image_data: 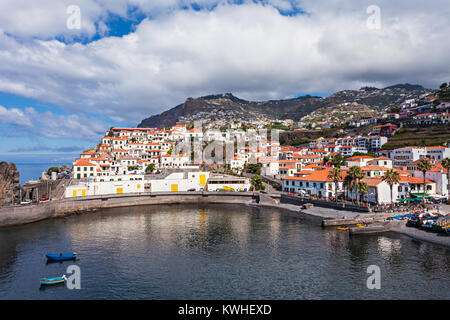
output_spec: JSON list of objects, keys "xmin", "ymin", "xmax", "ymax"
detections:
[
  {"xmin": 323, "ymin": 156, "xmax": 330, "ymax": 167},
  {"xmin": 442, "ymin": 158, "xmax": 450, "ymax": 199},
  {"xmin": 47, "ymin": 167, "xmax": 60, "ymax": 175},
  {"xmin": 245, "ymin": 163, "xmax": 261, "ymax": 174},
  {"xmin": 440, "ymin": 82, "xmax": 448, "ymax": 90},
  {"xmin": 343, "ymin": 175, "xmax": 353, "ymax": 202},
  {"xmin": 130, "ymin": 137, "xmax": 137, "ymax": 143},
  {"xmin": 357, "ymin": 181, "xmax": 368, "ymax": 205},
  {"xmin": 348, "ymin": 166, "xmax": 364, "ymax": 203},
  {"xmin": 327, "ymin": 168, "xmax": 342, "ymax": 202},
  {"xmin": 417, "ymin": 158, "xmax": 432, "ymax": 205},
  {"xmin": 251, "ymin": 174, "xmax": 264, "ymax": 191},
  {"xmin": 382, "ymin": 169, "xmax": 400, "ymax": 205},
  {"xmin": 145, "ymin": 163, "xmax": 155, "ymax": 173},
  {"xmin": 331, "ymin": 154, "xmax": 345, "ymax": 168}
]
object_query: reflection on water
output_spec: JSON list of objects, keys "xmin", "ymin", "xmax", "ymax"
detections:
[{"xmin": 0, "ymin": 203, "xmax": 448, "ymax": 300}]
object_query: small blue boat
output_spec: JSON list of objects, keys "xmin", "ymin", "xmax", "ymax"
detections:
[
  {"xmin": 46, "ymin": 252, "xmax": 77, "ymax": 261},
  {"xmin": 40, "ymin": 275, "xmax": 67, "ymax": 286}
]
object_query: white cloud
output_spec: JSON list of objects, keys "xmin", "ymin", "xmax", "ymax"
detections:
[
  {"xmin": 0, "ymin": 105, "xmax": 33, "ymax": 127},
  {"xmin": 0, "ymin": 1, "xmax": 448, "ymax": 124},
  {"xmin": 0, "ymin": 106, "xmax": 106, "ymax": 141}
]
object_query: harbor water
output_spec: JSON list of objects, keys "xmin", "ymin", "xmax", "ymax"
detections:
[{"xmin": 0, "ymin": 204, "xmax": 448, "ymax": 299}]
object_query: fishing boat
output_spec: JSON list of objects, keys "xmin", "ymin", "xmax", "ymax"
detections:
[
  {"xmin": 337, "ymin": 226, "xmax": 349, "ymax": 231},
  {"xmin": 46, "ymin": 252, "xmax": 77, "ymax": 261},
  {"xmin": 40, "ymin": 275, "xmax": 67, "ymax": 286}
]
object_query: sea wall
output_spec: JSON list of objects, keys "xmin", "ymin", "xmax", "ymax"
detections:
[
  {"xmin": 280, "ymin": 194, "xmax": 371, "ymax": 213},
  {"xmin": 0, "ymin": 192, "xmax": 262, "ymax": 227}
]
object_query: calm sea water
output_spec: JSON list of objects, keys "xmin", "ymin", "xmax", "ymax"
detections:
[
  {"xmin": 14, "ymin": 163, "xmax": 62, "ymax": 184},
  {"xmin": 1, "ymin": 153, "xmax": 78, "ymax": 184},
  {"xmin": 0, "ymin": 204, "xmax": 449, "ymax": 300}
]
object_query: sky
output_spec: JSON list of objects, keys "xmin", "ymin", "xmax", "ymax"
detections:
[{"xmin": 0, "ymin": 0, "xmax": 449, "ymax": 159}]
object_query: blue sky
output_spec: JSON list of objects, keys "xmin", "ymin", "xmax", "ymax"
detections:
[{"xmin": 0, "ymin": 0, "xmax": 448, "ymax": 161}]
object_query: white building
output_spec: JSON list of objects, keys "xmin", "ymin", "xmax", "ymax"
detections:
[
  {"xmin": 65, "ymin": 175, "xmax": 145, "ymax": 198},
  {"xmin": 206, "ymin": 175, "xmax": 251, "ymax": 192},
  {"xmin": 148, "ymin": 172, "xmax": 209, "ymax": 192}
]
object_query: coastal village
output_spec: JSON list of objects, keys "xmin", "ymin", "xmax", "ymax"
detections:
[
  {"xmin": 1, "ymin": 83, "xmax": 449, "ymax": 245},
  {"xmin": 62, "ymin": 87, "xmax": 449, "ymax": 209}
]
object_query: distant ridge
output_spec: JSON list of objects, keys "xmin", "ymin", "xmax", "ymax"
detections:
[
  {"xmin": 383, "ymin": 83, "xmax": 425, "ymax": 91},
  {"xmin": 138, "ymin": 84, "xmax": 433, "ymax": 128}
]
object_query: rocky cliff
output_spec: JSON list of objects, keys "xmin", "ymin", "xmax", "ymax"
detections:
[{"xmin": 0, "ymin": 162, "xmax": 21, "ymax": 207}]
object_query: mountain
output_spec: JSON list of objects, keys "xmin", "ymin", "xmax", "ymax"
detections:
[
  {"xmin": 138, "ymin": 93, "xmax": 324, "ymax": 128},
  {"xmin": 383, "ymin": 83, "xmax": 425, "ymax": 91},
  {"xmin": 138, "ymin": 84, "xmax": 434, "ymax": 128}
]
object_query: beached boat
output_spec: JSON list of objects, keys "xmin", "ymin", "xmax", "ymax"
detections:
[
  {"xmin": 46, "ymin": 252, "xmax": 77, "ymax": 261},
  {"xmin": 337, "ymin": 227, "xmax": 349, "ymax": 231},
  {"xmin": 356, "ymin": 223, "xmax": 368, "ymax": 228},
  {"xmin": 40, "ymin": 275, "xmax": 67, "ymax": 286}
]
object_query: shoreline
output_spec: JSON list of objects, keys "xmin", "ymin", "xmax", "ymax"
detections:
[
  {"xmin": 258, "ymin": 202, "xmax": 450, "ymax": 249},
  {"xmin": 1, "ymin": 193, "xmax": 449, "ymax": 248}
]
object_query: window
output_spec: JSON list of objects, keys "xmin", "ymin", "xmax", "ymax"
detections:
[{"xmin": 398, "ymin": 186, "xmax": 402, "ymax": 192}]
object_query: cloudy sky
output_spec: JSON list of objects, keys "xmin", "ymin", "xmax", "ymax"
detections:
[{"xmin": 0, "ymin": 0, "xmax": 449, "ymax": 158}]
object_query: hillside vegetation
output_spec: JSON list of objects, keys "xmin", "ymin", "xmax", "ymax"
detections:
[{"xmin": 382, "ymin": 125, "xmax": 450, "ymax": 149}]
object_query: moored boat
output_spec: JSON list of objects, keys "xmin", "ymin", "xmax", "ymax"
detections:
[
  {"xmin": 46, "ymin": 252, "xmax": 77, "ymax": 261},
  {"xmin": 40, "ymin": 275, "xmax": 67, "ymax": 286}
]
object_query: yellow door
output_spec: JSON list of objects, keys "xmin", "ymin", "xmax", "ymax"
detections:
[
  {"xmin": 171, "ymin": 184, "xmax": 178, "ymax": 192},
  {"xmin": 116, "ymin": 188, "xmax": 123, "ymax": 194},
  {"xmin": 73, "ymin": 190, "xmax": 77, "ymax": 197},
  {"xmin": 82, "ymin": 189, "xmax": 86, "ymax": 196},
  {"xmin": 200, "ymin": 174, "xmax": 206, "ymax": 185}
]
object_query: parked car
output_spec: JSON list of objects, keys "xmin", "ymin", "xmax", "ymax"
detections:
[
  {"xmin": 187, "ymin": 188, "xmax": 196, "ymax": 192},
  {"xmin": 20, "ymin": 200, "xmax": 32, "ymax": 205},
  {"xmin": 39, "ymin": 196, "xmax": 50, "ymax": 201}
]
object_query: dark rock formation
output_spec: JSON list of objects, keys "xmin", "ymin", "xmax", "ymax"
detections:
[{"xmin": 0, "ymin": 162, "xmax": 22, "ymax": 207}]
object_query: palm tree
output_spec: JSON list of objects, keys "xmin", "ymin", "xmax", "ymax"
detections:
[
  {"xmin": 343, "ymin": 175, "xmax": 353, "ymax": 202},
  {"xmin": 442, "ymin": 158, "xmax": 450, "ymax": 199},
  {"xmin": 382, "ymin": 169, "xmax": 400, "ymax": 205},
  {"xmin": 349, "ymin": 166, "xmax": 364, "ymax": 203},
  {"xmin": 417, "ymin": 158, "xmax": 432, "ymax": 205},
  {"xmin": 328, "ymin": 168, "xmax": 342, "ymax": 202},
  {"xmin": 251, "ymin": 174, "xmax": 264, "ymax": 191},
  {"xmin": 357, "ymin": 181, "xmax": 368, "ymax": 205}
]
